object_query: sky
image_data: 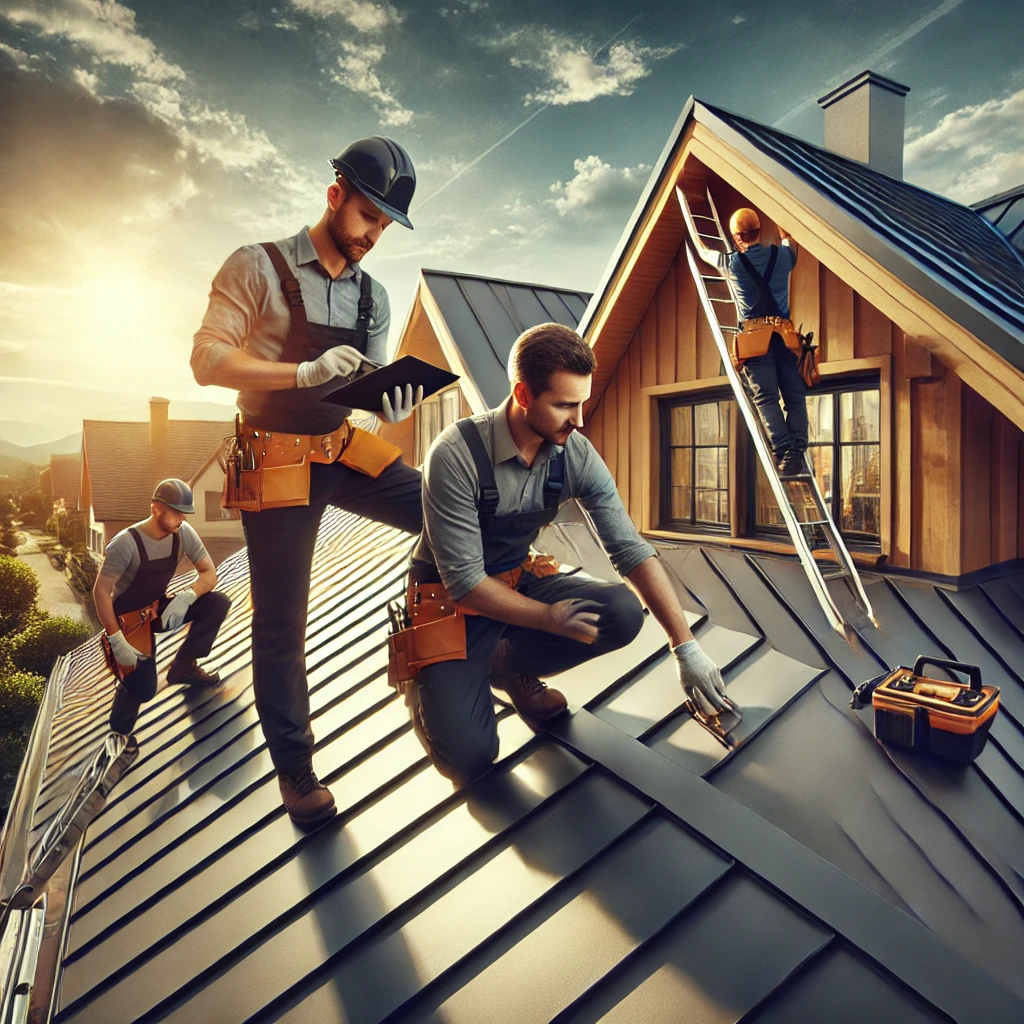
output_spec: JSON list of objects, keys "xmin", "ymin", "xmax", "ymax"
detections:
[{"xmin": 0, "ymin": 0, "xmax": 1020, "ymax": 445}]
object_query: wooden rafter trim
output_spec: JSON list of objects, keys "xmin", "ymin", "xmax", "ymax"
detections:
[{"xmin": 688, "ymin": 126, "xmax": 1024, "ymax": 430}]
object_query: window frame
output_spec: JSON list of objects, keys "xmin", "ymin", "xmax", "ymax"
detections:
[{"xmin": 415, "ymin": 384, "xmax": 463, "ymax": 466}]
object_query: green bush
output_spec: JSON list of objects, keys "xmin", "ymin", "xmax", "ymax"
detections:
[
  {"xmin": 0, "ymin": 667, "xmax": 45, "ymax": 735},
  {"xmin": 0, "ymin": 555, "xmax": 38, "ymax": 636},
  {"xmin": 0, "ymin": 731, "xmax": 29, "ymax": 827},
  {"xmin": 7, "ymin": 616, "xmax": 92, "ymax": 679}
]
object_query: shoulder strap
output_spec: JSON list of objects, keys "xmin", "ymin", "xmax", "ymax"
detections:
[
  {"xmin": 356, "ymin": 270, "xmax": 373, "ymax": 336},
  {"xmin": 544, "ymin": 450, "xmax": 565, "ymax": 508},
  {"xmin": 260, "ymin": 242, "xmax": 309, "ymax": 363},
  {"xmin": 737, "ymin": 246, "xmax": 781, "ymax": 318},
  {"xmin": 456, "ymin": 418, "xmax": 499, "ymax": 517},
  {"xmin": 128, "ymin": 527, "xmax": 148, "ymax": 565},
  {"xmin": 171, "ymin": 530, "xmax": 180, "ymax": 566}
]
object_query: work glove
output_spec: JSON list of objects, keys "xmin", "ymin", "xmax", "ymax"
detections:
[
  {"xmin": 160, "ymin": 588, "xmax": 197, "ymax": 631},
  {"xmin": 108, "ymin": 630, "xmax": 143, "ymax": 672},
  {"xmin": 296, "ymin": 345, "xmax": 371, "ymax": 388},
  {"xmin": 673, "ymin": 639, "xmax": 730, "ymax": 717},
  {"xmin": 380, "ymin": 384, "xmax": 424, "ymax": 424},
  {"xmin": 550, "ymin": 599, "xmax": 601, "ymax": 645}
]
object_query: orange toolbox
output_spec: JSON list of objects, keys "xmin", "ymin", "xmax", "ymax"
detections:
[{"xmin": 850, "ymin": 656, "xmax": 1000, "ymax": 764}]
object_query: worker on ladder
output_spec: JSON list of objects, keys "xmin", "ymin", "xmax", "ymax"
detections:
[{"xmin": 693, "ymin": 207, "xmax": 809, "ymax": 476}]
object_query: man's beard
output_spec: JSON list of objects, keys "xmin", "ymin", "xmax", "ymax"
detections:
[
  {"xmin": 524, "ymin": 408, "xmax": 573, "ymax": 445},
  {"xmin": 328, "ymin": 207, "xmax": 373, "ymax": 265}
]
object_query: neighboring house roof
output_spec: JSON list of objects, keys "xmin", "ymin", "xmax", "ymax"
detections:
[
  {"xmin": 973, "ymin": 184, "xmax": 1024, "ymax": 258},
  {"xmin": 5, "ymin": 509, "xmax": 1024, "ymax": 1021},
  {"xmin": 579, "ymin": 98, "xmax": 1024, "ymax": 420},
  {"xmin": 82, "ymin": 420, "xmax": 231, "ymax": 521},
  {"xmin": 49, "ymin": 453, "xmax": 81, "ymax": 508},
  {"xmin": 417, "ymin": 270, "xmax": 590, "ymax": 410}
]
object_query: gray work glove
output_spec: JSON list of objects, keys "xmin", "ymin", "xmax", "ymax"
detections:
[
  {"xmin": 160, "ymin": 588, "xmax": 197, "ymax": 631},
  {"xmin": 296, "ymin": 345, "xmax": 371, "ymax": 388},
  {"xmin": 673, "ymin": 639, "xmax": 729, "ymax": 717},
  {"xmin": 108, "ymin": 629, "xmax": 143, "ymax": 671},
  {"xmin": 380, "ymin": 384, "xmax": 424, "ymax": 424},
  {"xmin": 549, "ymin": 599, "xmax": 601, "ymax": 645}
]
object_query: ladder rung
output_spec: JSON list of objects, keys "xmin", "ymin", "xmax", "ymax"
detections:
[
  {"xmin": 691, "ymin": 213, "xmax": 717, "ymax": 222},
  {"xmin": 697, "ymin": 232, "xmax": 725, "ymax": 242},
  {"xmin": 709, "ymin": 297, "xmax": 734, "ymax": 303},
  {"xmin": 701, "ymin": 274, "xmax": 726, "ymax": 282}
]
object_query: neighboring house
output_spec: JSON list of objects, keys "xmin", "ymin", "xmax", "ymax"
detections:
[
  {"xmin": 48, "ymin": 453, "xmax": 82, "ymax": 511},
  {"xmin": 974, "ymin": 184, "xmax": 1024, "ymax": 258},
  {"xmin": 80, "ymin": 397, "xmax": 242, "ymax": 566},
  {"xmin": 3, "ymin": 73, "xmax": 1024, "ymax": 1023},
  {"xmin": 377, "ymin": 269, "xmax": 590, "ymax": 465}
]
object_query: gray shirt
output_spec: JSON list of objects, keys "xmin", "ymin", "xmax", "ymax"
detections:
[
  {"xmin": 190, "ymin": 227, "xmax": 391, "ymax": 418},
  {"xmin": 413, "ymin": 400, "xmax": 657, "ymax": 601},
  {"xmin": 98, "ymin": 521, "xmax": 209, "ymax": 601},
  {"xmin": 715, "ymin": 241, "xmax": 797, "ymax": 320}
]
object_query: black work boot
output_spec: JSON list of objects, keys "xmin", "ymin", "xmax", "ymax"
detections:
[
  {"xmin": 278, "ymin": 763, "xmax": 337, "ymax": 829},
  {"xmin": 167, "ymin": 658, "xmax": 222, "ymax": 688},
  {"xmin": 778, "ymin": 448, "xmax": 808, "ymax": 477},
  {"xmin": 490, "ymin": 639, "xmax": 568, "ymax": 723}
]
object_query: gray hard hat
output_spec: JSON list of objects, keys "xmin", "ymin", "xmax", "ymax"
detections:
[
  {"xmin": 330, "ymin": 136, "xmax": 416, "ymax": 229},
  {"xmin": 152, "ymin": 478, "xmax": 195, "ymax": 514}
]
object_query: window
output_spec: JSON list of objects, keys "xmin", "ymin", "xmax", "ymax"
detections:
[
  {"xmin": 754, "ymin": 379, "xmax": 881, "ymax": 545},
  {"xmin": 416, "ymin": 385, "xmax": 462, "ymax": 465},
  {"xmin": 659, "ymin": 396, "xmax": 733, "ymax": 531},
  {"xmin": 205, "ymin": 490, "xmax": 239, "ymax": 521}
]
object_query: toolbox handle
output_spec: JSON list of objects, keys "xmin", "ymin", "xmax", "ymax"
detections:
[{"xmin": 912, "ymin": 656, "xmax": 982, "ymax": 692}]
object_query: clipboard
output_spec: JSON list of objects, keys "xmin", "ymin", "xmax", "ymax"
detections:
[{"xmin": 322, "ymin": 355, "xmax": 460, "ymax": 413}]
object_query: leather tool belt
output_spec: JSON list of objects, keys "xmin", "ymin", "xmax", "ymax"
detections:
[
  {"xmin": 101, "ymin": 599, "xmax": 160, "ymax": 681},
  {"xmin": 733, "ymin": 317, "xmax": 820, "ymax": 387},
  {"xmin": 850, "ymin": 656, "xmax": 1000, "ymax": 764},
  {"xmin": 222, "ymin": 414, "xmax": 402, "ymax": 512},
  {"xmin": 386, "ymin": 553, "xmax": 562, "ymax": 694}
]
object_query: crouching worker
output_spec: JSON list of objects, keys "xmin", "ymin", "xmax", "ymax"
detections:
[
  {"xmin": 93, "ymin": 478, "xmax": 232, "ymax": 738},
  {"xmin": 392, "ymin": 324, "xmax": 730, "ymax": 786}
]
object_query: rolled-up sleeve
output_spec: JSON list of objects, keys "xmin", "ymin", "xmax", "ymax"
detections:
[
  {"xmin": 422, "ymin": 432, "xmax": 487, "ymax": 601},
  {"xmin": 191, "ymin": 246, "xmax": 267, "ymax": 385},
  {"xmin": 571, "ymin": 434, "xmax": 656, "ymax": 576}
]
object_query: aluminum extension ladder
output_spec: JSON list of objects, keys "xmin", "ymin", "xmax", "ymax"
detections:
[{"xmin": 676, "ymin": 185, "xmax": 877, "ymax": 638}]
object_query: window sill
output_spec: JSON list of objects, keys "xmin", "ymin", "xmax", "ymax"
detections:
[{"xmin": 643, "ymin": 528, "xmax": 887, "ymax": 568}]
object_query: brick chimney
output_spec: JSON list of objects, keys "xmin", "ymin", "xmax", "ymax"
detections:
[
  {"xmin": 149, "ymin": 397, "xmax": 170, "ymax": 450},
  {"xmin": 818, "ymin": 70, "xmax": 910, "ymax": 179}
]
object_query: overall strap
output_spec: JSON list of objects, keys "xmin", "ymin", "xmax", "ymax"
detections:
[
  {"xmin": 737, "ymin": 246, "xmax": 781, "ymax": 318},
  {"xmin": 456, "ymin": 419, "xmax": 499, "ymax": 517},
  {"xmin": 544, "ymin": 450, "xmax": 565, "ymax": 508},
  {"xmin": 129, "ymin": 527, "xmax": 149, "ymax": 566},
  {"xmin": 260, "ymin": 242, "xmax": 309, "ymax": 363},
  {"xmin": 356, "ymin": 270, "xmax": 373, "ymax": 336}
]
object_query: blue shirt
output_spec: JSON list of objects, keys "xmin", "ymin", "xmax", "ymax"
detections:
[{"xmin": 716, "ymin": 242, "xmax": 797, "ymax": 320}]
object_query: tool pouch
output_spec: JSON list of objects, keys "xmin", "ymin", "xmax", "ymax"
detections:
[
  {"xmin": 795, "ymin": 326, "xmax": 820, "ymax": 388},
  {"xmin": 387, "ymin": 581, "xmax": 468, "ymax": 692},
  {"xmin": 339, "ymin": 426, "xmax": 402, "ymax": 479},
  {"xmin": 101, "ymin": 600, "xmax": 160, "ymax": 680},
  {"xmin": 222, "ymin": 421, "xmax": 264, "ymax": 512},
  {"xmin": 731, "ymin": 326, "xmax": 775, "ymax": 369},
  {"xmin": 850, "ymin": 656, "xmax": 1000, "ymax": 764}
]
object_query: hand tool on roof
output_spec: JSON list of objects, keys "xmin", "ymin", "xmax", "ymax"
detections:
[{"xmin": 677, "ymin": 185, "xmax": 877, "ymax": 641}]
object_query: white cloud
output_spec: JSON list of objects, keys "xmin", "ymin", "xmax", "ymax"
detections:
[
  {"xmin": 731, "ymin": 14, "xmax": 747, "ymax": 24},
  {"xmin": 498, "ymin": 27, "xmax": 682, "ymax": 106},
  {"xmin": 440, "ymin": 0, "xmax": 488, "ymax": 16},
  {"xmin": 0, "ymin": 41, "xmax": 33, "ymax": 68},
  {"xmin": 2, "ymin": 0, "xmax": 185, "ymax": 80},
  {"xmin": 287, "ymin": 0, "xmax": 402, "ymax": 33},
  {"xmin": 330, "ymin": 40, "xmax": 414, "ymax": 127},
  {"xmin": 549, "ymin": 155, "xmax": 651, "ymax": 222},
  {"xmin": 71, "ymin": 65, "xmax": 100, "ymax": 94},
  {"xmin": 904, "ymin": 88, "xmax": 1024, "ymax": 204}
]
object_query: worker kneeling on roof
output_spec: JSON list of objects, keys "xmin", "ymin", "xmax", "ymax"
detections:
[
  {"xmin": 94, "ymin": 478, "xmax": 231, "ymax": 741},
  {"xmin": 394, "ymin": 323, "xmax": 730, "ymax": 786}
]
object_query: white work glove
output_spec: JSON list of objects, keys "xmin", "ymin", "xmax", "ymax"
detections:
[
  {"xmin": 673, "ymin": 639, "xmax": 730, "ymax": 717},
  {"xmin": 108, "ymin": 630, "xmax": 143, "ymax": 671},
  {"xmin": 549, "ymin": 599, "xmax": 601, "ymax": 645},
  {"xmin": 296, "ymin": 345, "xmax": 371, "ymax": 388},
  {"xmin": 380, "ymin": 384, "xmax": 424, "ymax": 424},
  {"xmin": 160, "ymin": 588, "xmax": 197, "ymax": 631}
]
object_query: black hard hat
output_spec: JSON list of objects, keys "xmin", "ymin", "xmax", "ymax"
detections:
[
  {"xmin": 152, "ymin": 478, "xmax": 195, "ymax": 514},
  {"xmin": 330, "ymin": 136, "xmax": 416, "ymax": 230}
]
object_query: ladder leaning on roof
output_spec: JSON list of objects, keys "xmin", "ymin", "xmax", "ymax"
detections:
[{"xmin": 675, "ymin": 185, "xmax": 877, "ymax": 640}]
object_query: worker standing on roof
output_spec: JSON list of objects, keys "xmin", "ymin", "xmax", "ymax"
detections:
[
  {"xmin": 94, "ymin": 479, "xmax": 231, "ymax": 740},
  {"xmin": 190, "ymin": 138, "xmax": 425, "ymax": 829},
  {"xmin": 391, "ymin": 324, "xmax": 732, "ymax": 786},
  {"xmin": 694, "ymin": 208, "xmax": 809, "ymax": 476}
]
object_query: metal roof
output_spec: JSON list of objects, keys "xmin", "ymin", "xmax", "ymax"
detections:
[
  {"xmin": 5, "ymin": 506, "xmax": 1024, "ymax": 1022},
  {"xmin": 420, "ymin": 270, "xmax": 590, "ymax": 408},
  {"xmin": 973, "ymin": 184, "xmax": 1024, "ymax": 258}
]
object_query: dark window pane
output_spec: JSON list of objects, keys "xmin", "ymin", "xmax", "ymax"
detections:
[
  {"xmin": 806, "ymin": 393, "xmax": 834, "ymax": 444},
  {"xmin": 755, "ymin": 461, "xmax": 785, "ymax": 527},
  {"xmin": 670, "ymin": 406, "xmax": 692, "ymax": 447},
  {"xmin": 841, "ymin": 390, "xmax": 880, "ymax": 442},
  {"xmin": 695, "ymin": 448, "xmax": 723, "ymax": 489},
  {"xmin": 807, "ymin": 446, "xmax": 833, "ymax": 505},
  {"xmin": 695, "ymin": 401, "xmax": 729, "ymax": 445},
  {"xmin": 695, "ymin": 489, "xmax": 727, "ymax": 524},
  {"xmin": 670, "ymin": 448, "xmax": 692, "ymax": 520},
  {"xmin": 841, "ymin": 445, "xmax": 881, "ymax": 536}
]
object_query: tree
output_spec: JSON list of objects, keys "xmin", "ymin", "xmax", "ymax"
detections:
[
  {"xmin": 19, "ymin": 489, "xmax": 50, "ymax": 528},
  {"xmin": 0, "ymin": 668, "xmax": 45, "ymax": 736},
  {"xmin": 0, "ymin": 555, "xmax": 39, "ymax": 636},
  {"xmin": 7, "ymin": 615, "xmax": 93, "ymax": 679}
]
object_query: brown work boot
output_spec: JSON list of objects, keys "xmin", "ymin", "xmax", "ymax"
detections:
[
  {"xmin": 490, "ymin": 639, "xmax": 568, "ymax": 722},
  {"xmin": 278, "ymin": 763, "xmax": 337, "ymax": 829},
  {"xmin": 167, "ymin": 658, "xmax": 222, "ymax": 688}
]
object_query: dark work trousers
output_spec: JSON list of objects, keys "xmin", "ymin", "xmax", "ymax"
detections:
[
  {"xmin": 415, "ymin": 571, "xmax": 645, "ymax": 785},
  {"xmin": 108, "ymin": 590, "xmax": 232, "ymax": 735},
  {"xmin": 740, "ymin": 333, "xmax": 809, "ymax": 457},
  {"xmin": 242, "ymin": 457, "xmax": 423, "ymax": 773}
]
